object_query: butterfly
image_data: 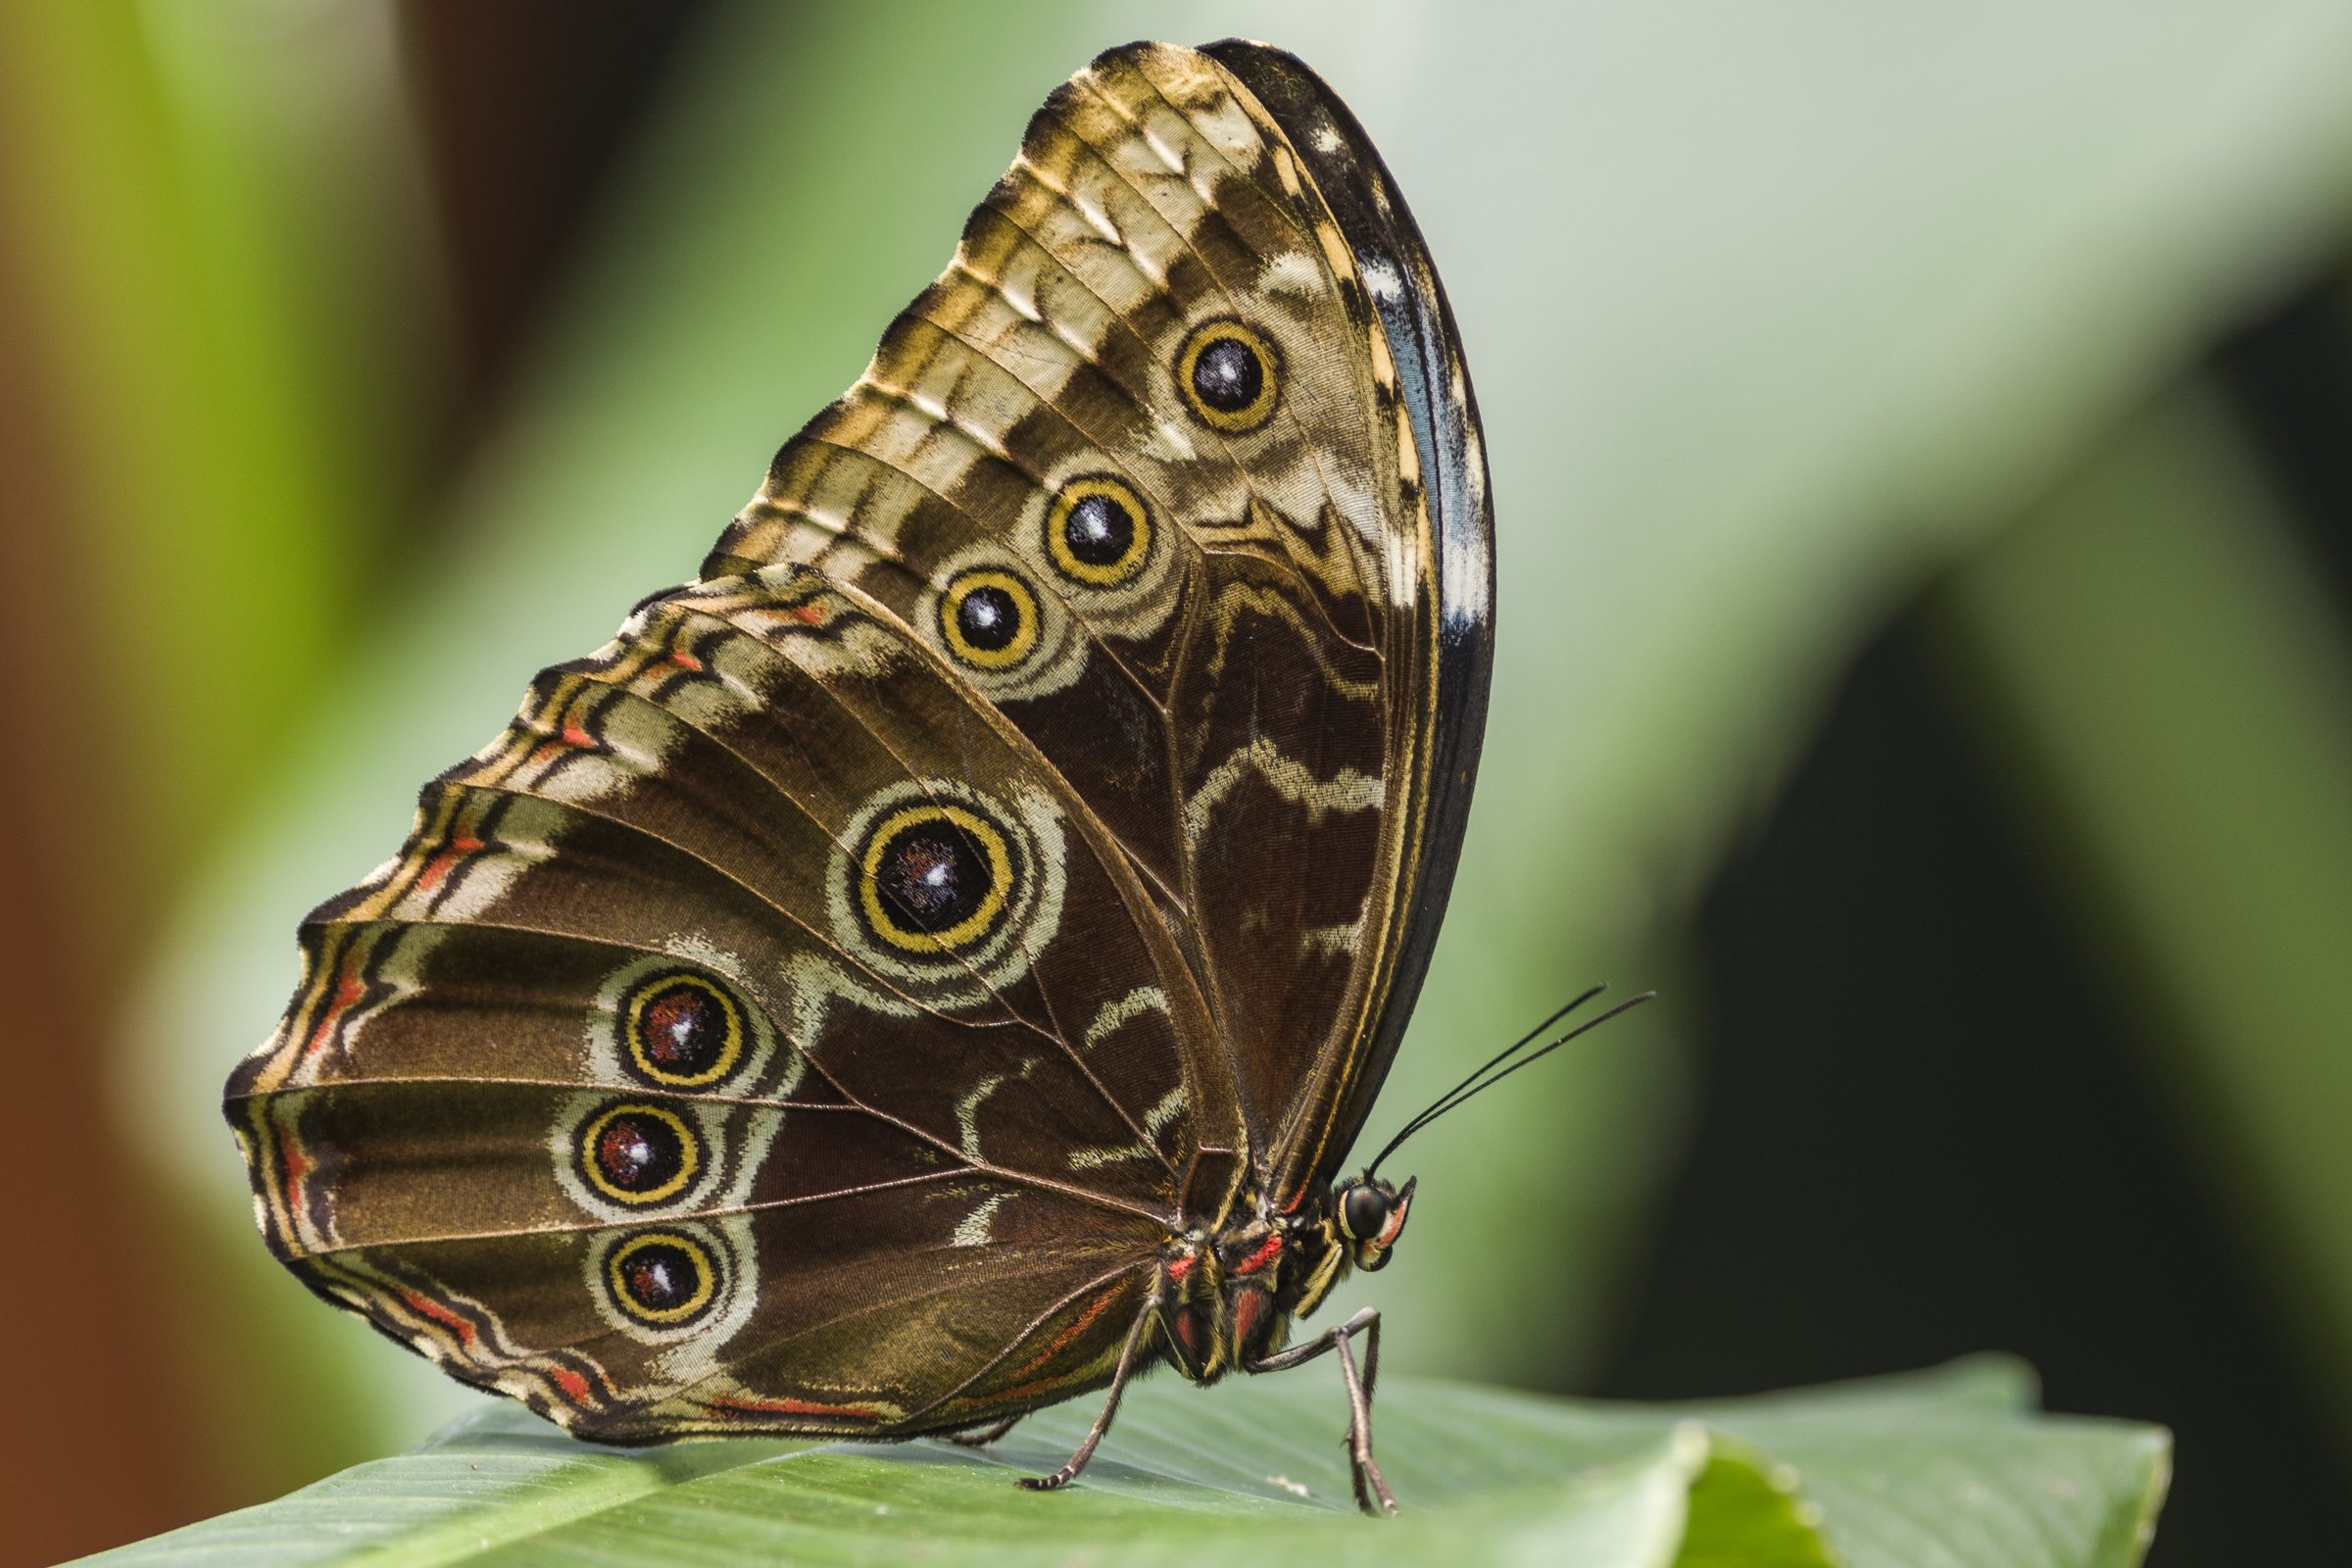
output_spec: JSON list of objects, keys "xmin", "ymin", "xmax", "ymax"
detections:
[{"xmin": 225, "ymin": 38, "xmax": 1501, "ymax": 1516}]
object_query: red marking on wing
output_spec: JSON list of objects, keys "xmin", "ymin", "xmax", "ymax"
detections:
[
  {"xmin": 1007, "ymin": 1281, "xmax": 1126, "ymax": 1382},
  {"xmin": 1233, "ymin": 1234, "xmax": 1283, "ymax": 1276},
  {"xmin": 549, "ymin": 1365, "xmax": 592, "ymax": 1403},
  {"xmin": 303, "ymin": 967, "xmax": 369, "ymax": 1058},
  {"xmin": 791, "ymin": 603, "xmax": 826, "ymax": 624},
  {"xmin": 411, "ymin": 834, "xmax": 488, "ymax": 899},
  {"xmin": 561, "ymin": 723, "xmax": 597, "ymax": 750},
  {"xmin": 1164, "ymin": 1253, "xmax": 1195, "ymax": 1284},
  {"xmin": 403, "ymin": 1290, "xmax": 477, "ymax": 1348},
  {"xmin": 274, "ymin": 1117, "xmax": 315, "ymax": 1211},
  {"xmin": 1279, "ymin": 1186, "xmax": 1307, "ymax": 1215},
  {"xmin": 667, "ymin": 650, "xmax": 705, "ymax": 672}
]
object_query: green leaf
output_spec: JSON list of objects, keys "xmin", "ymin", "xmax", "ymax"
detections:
[{"xmin": 79, "ymin": 1360, "xmax": 2165, "ymax": 1567}]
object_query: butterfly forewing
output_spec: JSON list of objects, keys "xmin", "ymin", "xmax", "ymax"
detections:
[
  {"xmin": 228, "ymin": 38, "xmax": 1491, "ymax": 1446},
  {"xmin": 709, "ymin": 43, "xmax": 1422, "ymax": 1200}
]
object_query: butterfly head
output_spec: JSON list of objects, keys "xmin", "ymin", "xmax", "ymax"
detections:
[{"xmin": 1334, "ymin": 1174, "xmax": 1415, "ymax": 1272}]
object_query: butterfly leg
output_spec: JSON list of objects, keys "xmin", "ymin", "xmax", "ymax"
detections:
[
  {"xmin": 1246, "ymin": 1306, "xmax": 1395, "ymax": 1515},
  {"xmin": 941, "ymin": 1415, "xmax": 1022, "ymax": 1447},
  {"xmin": 1015, "ymin": 1300, "xmax": 1155, "ymax": 1494}
]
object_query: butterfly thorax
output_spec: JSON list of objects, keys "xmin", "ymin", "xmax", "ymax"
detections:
[{"xmin": 1155, "ymin": 1174, "xmax": 1411, "ymax": 1385}]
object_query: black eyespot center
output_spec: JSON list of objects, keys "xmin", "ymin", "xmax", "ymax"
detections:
[
  {"xmin": 622, "ymin": 971, "xmax": 744, "ymax": 1087},
  {"xmin": 1192, "ymin": 335, "xmax": 1263, "ymax": 414},
  {"xmin": 878, "ymin": 820, "xmax": 992, "ymax": 935},
  {"xmin": 607, "ymin": 1232, "xmax": 718, "ymax": 1325},
  {"xmin": 1045, "ymin": 476, "xmax": 1152, "ymax": 586},
  {"xmin": 1064, "ymin": 492, "xmax": 1135, "ymax": 566},
  {"xmin": 938, "ymin": 567, "xmax": 1040, "ymax": 668},
  {"xmin": 955, "ymin": 583, "xmax": 1021, "ymax": 651},
  {"xmin": 579, "ymin": 1102, "xmax": 699, "ymax": 1205}
]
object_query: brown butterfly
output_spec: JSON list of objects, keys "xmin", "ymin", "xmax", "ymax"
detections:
[{"xmin": 225, "ymin": 38, "xmax": 1497, "ymax": 1515}]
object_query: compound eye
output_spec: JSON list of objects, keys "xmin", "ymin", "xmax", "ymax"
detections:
[{"xmin": 1340, "ymin": 1182, "xmax": 1392, "ymax": 1245}]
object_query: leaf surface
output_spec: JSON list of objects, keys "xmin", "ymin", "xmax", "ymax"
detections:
[{"xmin": 83, "ymin": 1360, "xmax": 2165, "ymax": 1568}]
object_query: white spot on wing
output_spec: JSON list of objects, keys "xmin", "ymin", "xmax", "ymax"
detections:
[
  {"xmin": 956, "ymin": 1072, "xmax": 1007, "ymax": 1161},
  {"xmin": 954, "ymin": 1192, "xmax": 1009, "ymax": 1248},
  {"xmin": 1068, "ymin": 1085, "xmax": 1188, "ymax": 1169},
  {"xmin": 1184, "ymin": 735, "xmax": 1383, "ymax": 842},
  {"xmin": 1084, "ymin": 986, "xmax": 1169, "ymax": 1051},
  {"xmin": 1258, "ymin": 251, "xmax": 1323, "ymax": 299}
]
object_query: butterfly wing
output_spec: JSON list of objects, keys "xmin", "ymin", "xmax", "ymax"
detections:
[
  {"xmin": 226, "ymin": 37, "xmax": 1491, "ymax": 1441},
  {"xmin": 227, "ymin": 568, "xmax": 1222, "ymax": 1438},
  {"xmin": 707, "ymin": 40, "xmax": 1493, "ymax": 1205},
  {"xmin": 1200, "ymin": 40, "xmax": 1495, "ymax": 1194}
]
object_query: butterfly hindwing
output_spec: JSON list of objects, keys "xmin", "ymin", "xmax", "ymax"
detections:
[{"xmin": 227, "ymin": 569, "xmax": 1219, "ymax": 1437}]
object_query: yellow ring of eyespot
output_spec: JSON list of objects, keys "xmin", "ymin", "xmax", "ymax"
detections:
[
  {"xmin": 858, "ymin": 801, "xmax": 1015, "ymax": 955},
  {"xmin": 1044, "ymin": 475, "xmax": 1154, "ymax": 587},
  {"xmin": 1176, "ymin": 319, "xmax": 1282, "ymax": 433},
  {"xmin": 937, "ymin": 568, "xmax": 1041, "ymax": 670},
  {"xmin": 606, "ymin": 1230, "xmax": 717, "ymax": 1325},
  {"xmin": 621, "ymin": 971, "xmax": 746, "ymax": 1089},
  {"xmin": 578, "ymin": 1102, "xmax": 701, "ymax": 1206}
]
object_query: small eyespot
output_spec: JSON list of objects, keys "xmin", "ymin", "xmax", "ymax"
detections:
[
  {"xmin": 606, "ymin": 1231, "xmax": 718, "ymax": 1325},
  {"xmin": 578, "ymin": 1102, "xmax": 700, "ymax": 1206},
  {"xmin": 939, "ymin": 567, "xmax": 1040, "ymax": 669},
  {"xmin": 1045, "ymin": 476, "xmax": 1152, "ymax": 587},
  {"xmin": 1177, "ymin": 320, "xmax": 1280, "ymax": 432},
  {"xmin": 621, "ymin": 970, "xmax": 745, "ymax": 1089},
  {"xmin": 857, "ymin": 801, "xmax": 1015, "ymax": 954}
]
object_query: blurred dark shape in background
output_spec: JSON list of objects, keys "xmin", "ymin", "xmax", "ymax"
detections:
[
  {"xmin": 0, "ymin": 7, "xmax": 709, "ymax": 1561},
  {"xmin": 400, "ymin": 0, "xmax": 714, "ymax": 428}
]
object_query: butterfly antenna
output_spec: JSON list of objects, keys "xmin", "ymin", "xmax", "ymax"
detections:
[{"xmin": 1363, "ymin": 987, "xmax": 1657, "ymax": 1179}]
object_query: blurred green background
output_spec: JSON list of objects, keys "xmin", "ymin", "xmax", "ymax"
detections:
[{"xmin": 6, "ymin": 2, "xmax": 2352, "ymax": 1561}]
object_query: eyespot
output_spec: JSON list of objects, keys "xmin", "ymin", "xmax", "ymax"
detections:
[
  {"xmin": 1177, "ymin": 320, "xmax": 1281, "ymax": 432},
  {"xmin": 605, "ymin": 1230, "xmax": 718, "ymax": 1326},
  {"xmin": 620, "ymin": 970, "xmax": 746, "ymax": 1089},
  {"xmin": 577, "ymin": 1102, "xmax": 700, "ymax": 1206},
  {"xmin": 1045, "ymin": 476, "xmax": 1152, "ymax": 587},
  {"xmin": 856, "ymin": 801, "xmax": 1016, "ymax": 955},
  {"xmin": 938, "ymin": 567, "xmax": 1040, "ymax": 669}
]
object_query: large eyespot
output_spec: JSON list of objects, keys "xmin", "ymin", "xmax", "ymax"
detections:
[
  {"xmin": 857, "ymin": 801, "xmax": 1015, "ymax": 955},
  {"xmin": 1045, "ymin": 476, "xmax": 1152, "ymax": 587},
  {"xmin": 605, "ymin": 1230, "xmax": 719, "ymax": 1327},
  {"xmin": 620, "ymin": 970, "xmax": 746, "ymax": 1089},
  {"xmin": 938, "ymin": 567, "xmax": 1040, "ymax": 669},
  {"xmin": 577, "ymin": 1102, "xmax": 700, "ymax": 1206},
  {"xmin": 1177, "ymin": 319, "xmax": 1281, "ymax": 432}
]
